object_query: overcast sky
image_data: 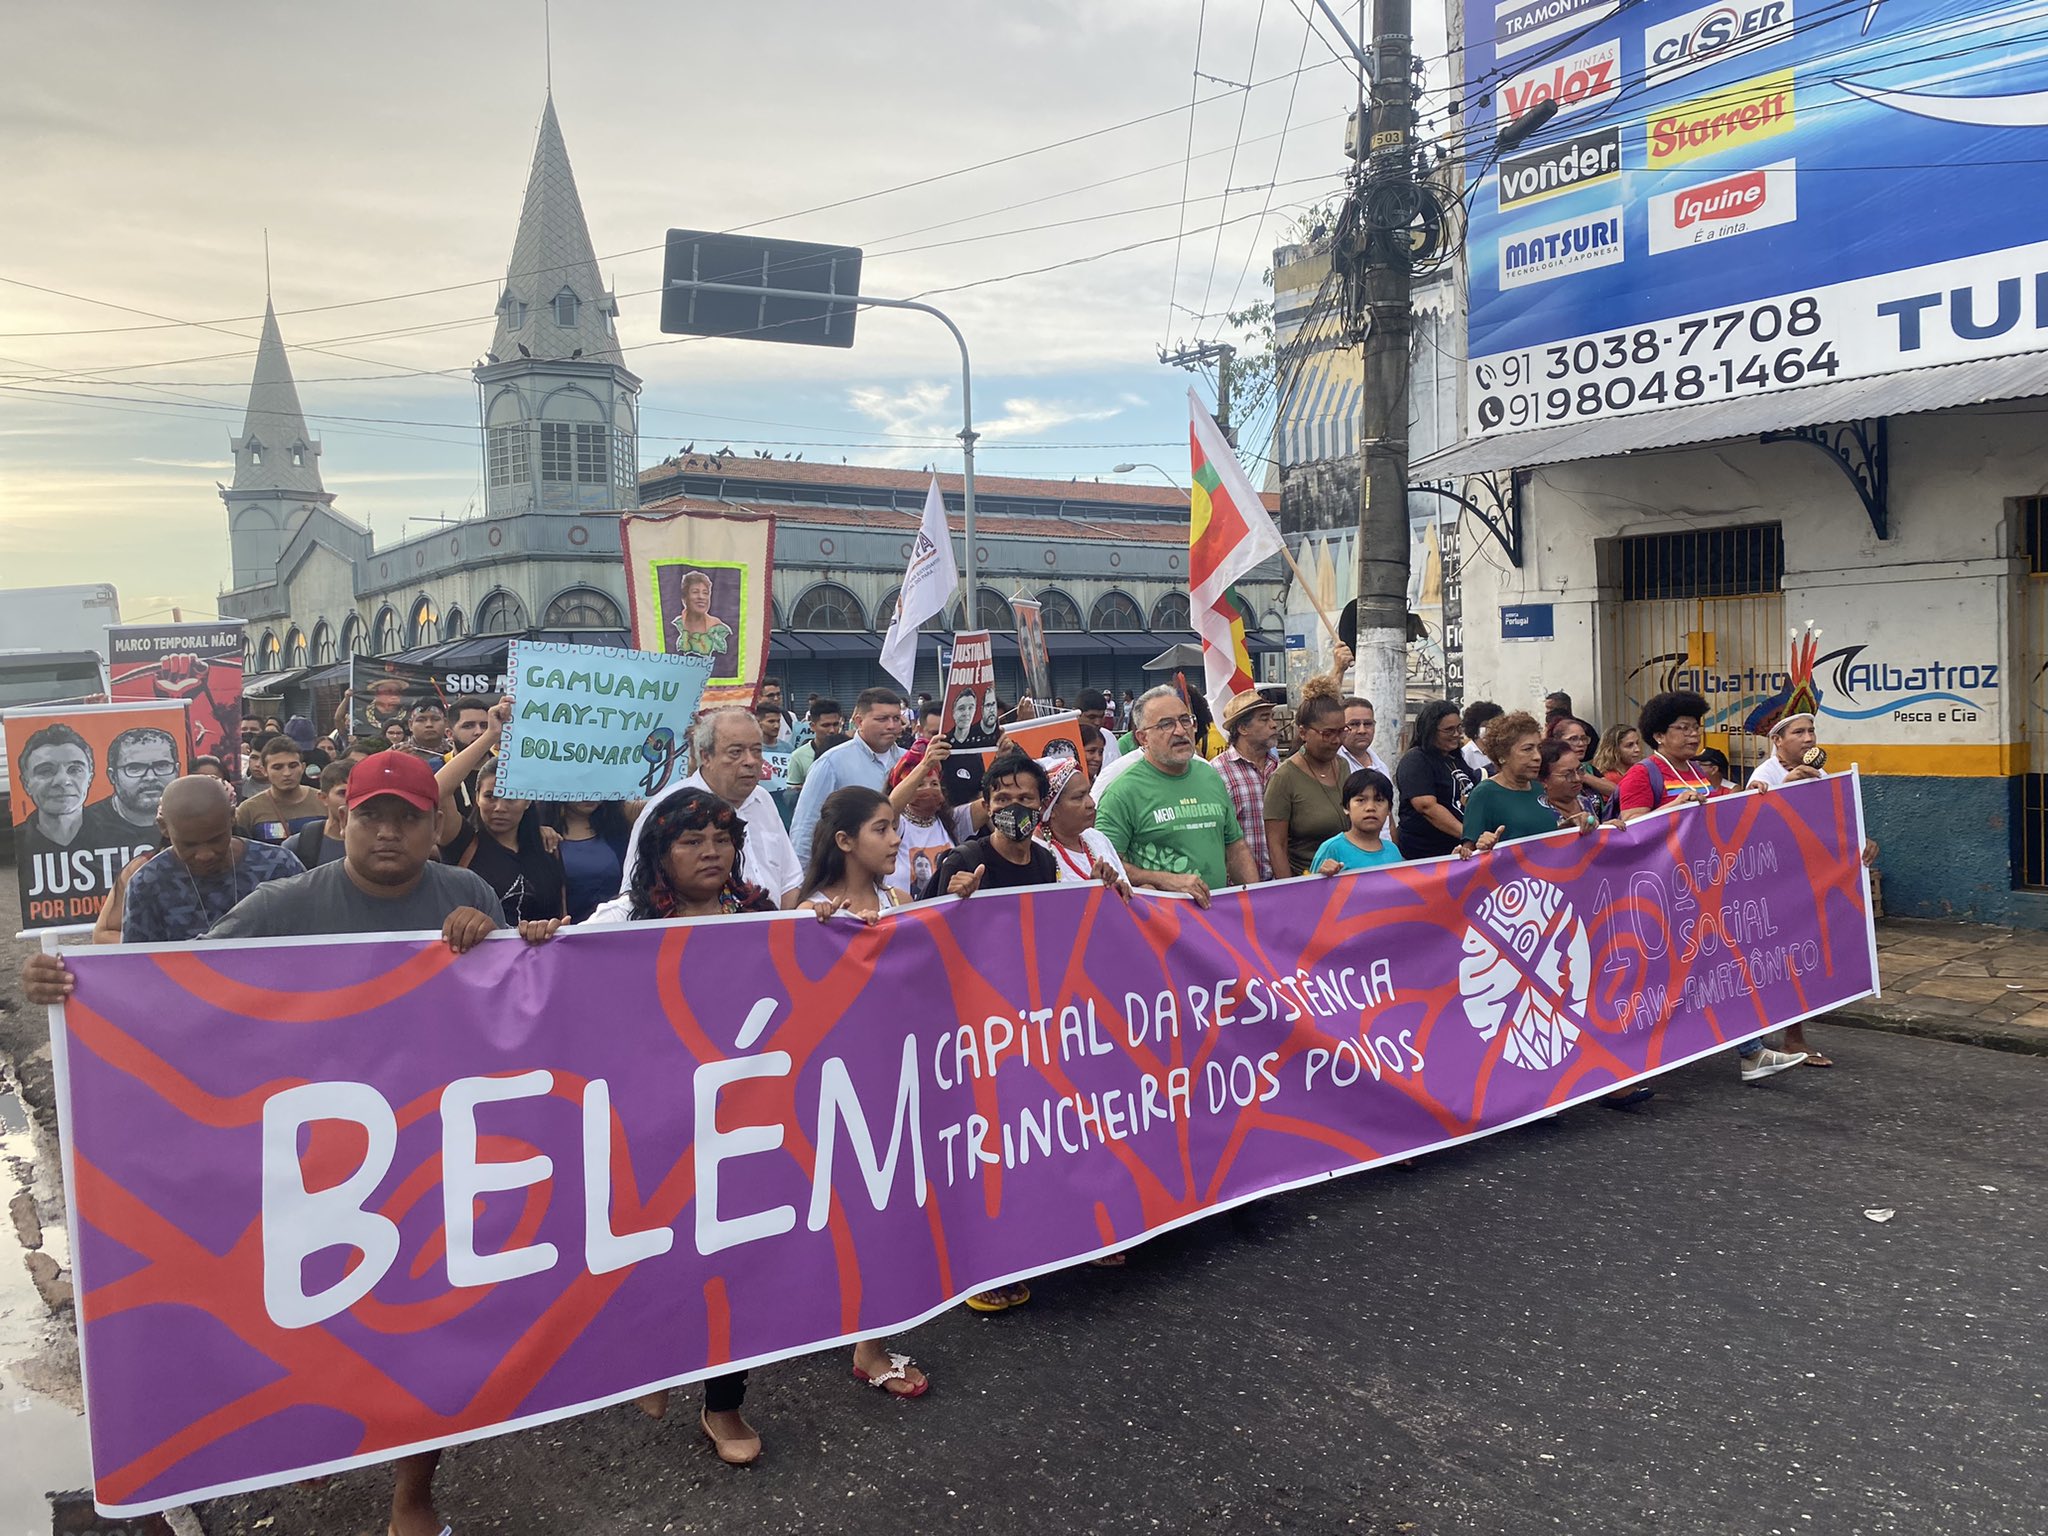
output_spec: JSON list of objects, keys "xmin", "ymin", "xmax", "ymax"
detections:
[{"xmin": 0, "ymin": 0, "xmax": 1448, "ymax": 621}]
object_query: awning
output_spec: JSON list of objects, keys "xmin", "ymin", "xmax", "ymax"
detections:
[
  {"xmin": 243, "ymin": 667, "xmax": 309, "ymax": 696},
  {"xmin": 1413, "ymin": 352, "xmax": 2048, "ymax": 479}
]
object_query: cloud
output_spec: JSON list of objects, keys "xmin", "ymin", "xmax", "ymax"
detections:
[
  {"xmin": 136, "ymin": 456, "xmax": 233, "ymax": 469},
  {"xmin": 845, "ymin": 382, "xmax": 1125, "ymax": 464}
]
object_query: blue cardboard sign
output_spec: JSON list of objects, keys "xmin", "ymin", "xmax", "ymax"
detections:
[
  {"xmin": 496, "ymin": 639, "xmax": 714, "ymax": 802},
  {"xmin": 1501, "ymin": 603, "xmax": 1556, "ymax": 640}
]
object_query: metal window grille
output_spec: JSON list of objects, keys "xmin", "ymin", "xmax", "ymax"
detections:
[
  {"xmin": 1603, "ymin": 524, "xmax": 1785, "ymax": 777},
  {"xmin": 540, "ymin": 422, "xmax": 573, "ymax": 483},
  {"xmin": 487, "ymin": 424, "xmax": 528, "ymax": 488},
  {"xmin": 2016, "ymin": 498, "xmax": 2048, "ymax": 887},
  {"xmin": 575, "ymin": 424, "xmax": 607, "ymax": 485}
]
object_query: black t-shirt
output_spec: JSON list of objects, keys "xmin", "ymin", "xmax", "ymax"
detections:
[
  {"xmin": 1394, "ymin": 748, "xmax": 1477, "ymax": 860},
  {"xmin": 921, "ymin": 835, "xmax": 1059, "ymax": 900},
  {"xmin": 442, "ymin": 823, "xmax": 566, "ymax": 924}
]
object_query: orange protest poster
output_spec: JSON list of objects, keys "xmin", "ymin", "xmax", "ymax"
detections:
[{"xmin": 5, "ymin": 699, "xmax": 189, "ymax": 933}]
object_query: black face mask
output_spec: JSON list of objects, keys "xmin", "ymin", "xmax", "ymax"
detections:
[{"xmin": 990, "ymin": 804, "xmax": 1039, "ymax": 842}]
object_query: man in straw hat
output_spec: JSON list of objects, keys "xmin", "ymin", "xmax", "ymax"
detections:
[{"xmin": 1213, "ymin": 688, "xmax": 1280, "ymax": 882}]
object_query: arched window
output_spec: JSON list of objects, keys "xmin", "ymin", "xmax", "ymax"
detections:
[
  {"xmin": 1090, "ymin": 591, "xmax": 1144, "ymax": 631},
  {"xmin": 1150, "ymin": 592, "xmax": 1192, "ymax": 631},
  {"xmin": 770, "ymin": 596, "xmax": 785, "ymax": 629},
  {"xmin": 290, "ymin": 441, "xmax": 307, "ymax": 468},
  {"xmin": 791, "ymin": 582, "xmax": 866, "ymax": 631},
  {"xmin": 339, "ymin": 613, "xmax": 364, "ymax": 655},
  {"xmin": 875, "ymin": 587, "xmax": 901, "ymax": 632},
  {"xmin": 408, "ymin": 596, "xmax": 440, "ymax": 648},
  {"xmin": 372, "ymin": 606, "xmax": 399, "ymax": 654},
  {"xmin": 311, "ymin": 620, "xmax": 335, "ymax": 665},
  {"xmin": 973, "ymin": 589, "xmax": 1013, "ymax": 631},
  {"xmin": 539, "ymin": 386, "xmax": 606, "ymax": 487},
  {"xmin": 486, "ymin": 391, "xmax": 529, "ymax": 488},
  {"xmin": 285, "ymin": 627, "xmax": 307, "ymax": 668},
  {"xmin": 542, "ymin": 586, "xmax": 624, "ymax": 630},
  {"xmin": 553, "ymin": 288, "xmax": 579, "ymax": 328},
  {"xmin": 258, "ymin": 631, "xmax": 280, "ymax": 672},
  {"xmin": 498, "ymin": 290, "xmax": 526, "ymax": 332},
  {"xmin": 1036, "ymin": 589, "xmax": 1083, "ymax": 631},
  {"xmin": 246, "ymin": 438, "xmax": 265, "ymax": 467},
  {"xmin": 475, "ymin": 590, "xmax": 528, "ymax": 635},
  {"xmin": 442, "ymin": 605, "xmax": 466, "ymax": 641}
]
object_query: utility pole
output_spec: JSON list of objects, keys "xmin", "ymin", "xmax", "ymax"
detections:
[
  {"xmin": 1160, "ymin": 340, "xmax": 1238, "ymax": 445},
  {"xmin": 1352, "ymin": 0, "xmax": 1414, "ymax": 744}
]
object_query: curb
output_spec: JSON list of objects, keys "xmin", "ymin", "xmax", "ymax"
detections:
[{"xmin": 1824, "ymin": 1004, "xmax": 2048, "ymax": 1058}]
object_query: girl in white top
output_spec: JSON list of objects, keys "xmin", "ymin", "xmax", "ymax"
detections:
[
  {"xmin": 1037, "ymin": 754, "xmax": 1133, "ymax": 896},
  {"xmin": 801, "ymin": 785, "xmax": 910, "ymax": 924}
]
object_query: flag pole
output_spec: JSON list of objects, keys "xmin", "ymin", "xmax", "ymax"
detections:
[{"xmin": 1276, "ymin": 542, "xmax": 1342, "ymax": 647}]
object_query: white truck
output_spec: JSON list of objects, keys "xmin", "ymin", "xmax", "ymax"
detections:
[{"xmin": 0, "ymin": 583, "xmax": 122, "ymax": 834}]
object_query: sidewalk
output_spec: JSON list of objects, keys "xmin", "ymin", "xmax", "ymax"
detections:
[{"xmin": 1832, "ymin": 918, "xmax": 2048, "ymax": 1056}]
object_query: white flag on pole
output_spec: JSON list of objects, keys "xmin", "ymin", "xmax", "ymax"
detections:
[{"xmin": 878, "ymin": 478, "xmax": 960, "ymax": 695}]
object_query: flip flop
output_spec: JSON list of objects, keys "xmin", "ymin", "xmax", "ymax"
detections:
[
  {"xmin": 1801, "ymin": 1052, "xmax": 1835, "ymax": 1068},
  {"xmin": 852, "ymin": 1351, "xmax": 930, "ymax": 1397}
]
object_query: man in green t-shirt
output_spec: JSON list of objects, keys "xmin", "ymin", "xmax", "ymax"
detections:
[{"xmin": 1095, "ymin": 685, "xmax": 1256, "ymax": 905}]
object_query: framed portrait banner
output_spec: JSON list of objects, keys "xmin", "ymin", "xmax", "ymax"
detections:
[{"xmin": 621, "ymin": 505, "xmax": 777, "ymax": 707}]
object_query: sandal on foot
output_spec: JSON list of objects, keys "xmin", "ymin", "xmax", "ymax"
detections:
[
  {"xmin": 1801, "ymin": 1052, "xmax": 1834, "ymax": 1067},
  {"xmin": 700, "ymin": 1409, "xmax": 762, "ymax": 1466},
  {"xmin": 852, "ymin": 1352, "xmax": 929, "ymax": 1397},
  {"xmin": 1090, "ymin": 1252, "xmax": 1128, "ymax": 1268},
  {"xmin": 963, "ymin": 1289, "xmax": 1013, "ymax": 1313}
]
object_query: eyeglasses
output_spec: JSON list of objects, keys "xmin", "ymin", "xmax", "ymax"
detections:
[
  {"xmin": 116, "ymin": 760, "xmax": 179, "ymax": 780},
  {"xmin": 1143, "ymin": 714, "xmax": 1196, "ymax": 732},
  {"xmin": 1304, "ymin": 725, "xmax": 1345, "ymax": 741}
]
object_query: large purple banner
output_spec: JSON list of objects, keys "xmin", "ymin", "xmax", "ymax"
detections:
[{"xmin": 54, "ymin": 775, "xmax": 1877, "ymax": 1513}]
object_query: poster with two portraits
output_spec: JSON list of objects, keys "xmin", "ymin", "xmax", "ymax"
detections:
[
  {"xmin": 935, "ymin": 631, "xmax": 1083, "ymax": 806},
  {"xmin": 7, "ymin": 699, "xmax": 190, "ymax": 935}
]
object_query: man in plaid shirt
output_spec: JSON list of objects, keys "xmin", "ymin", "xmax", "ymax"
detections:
[{"xmin": 1212, "ymin": 690, "xmax": 1280, "ymax": 881}]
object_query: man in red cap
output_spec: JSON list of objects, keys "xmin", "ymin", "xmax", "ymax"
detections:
[{"xmin": 23, "ymin": 747, "xmax": 562, "ymax": 1536}]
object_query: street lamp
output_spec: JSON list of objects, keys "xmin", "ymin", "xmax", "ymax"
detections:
[{"xmin": 1112, "ymin": 462, "xmax": 1188, "ymax": 495}]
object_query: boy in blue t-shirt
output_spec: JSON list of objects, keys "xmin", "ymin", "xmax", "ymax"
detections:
[{"xmin": 1313, "ymin": 767, "xmax": 1403, "ymax": 873}]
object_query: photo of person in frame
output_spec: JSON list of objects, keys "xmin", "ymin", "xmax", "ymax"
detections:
[{"xmin": 657, "ymin": 563, "xmax": 743, "ymax": 683}]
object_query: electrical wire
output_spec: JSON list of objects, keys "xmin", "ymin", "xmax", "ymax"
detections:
[
  {"xmin": 1194, "ymin": 0, "xmax": 1269, "ymax": 330},
  {"xmin": 1165, "ymin": 0, "xmax": 1212, "ymax": 340}
]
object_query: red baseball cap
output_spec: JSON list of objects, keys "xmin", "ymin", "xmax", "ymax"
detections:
[{"xmin": 346, "ymin": 751, "xmax": 440, "ymax": 814}]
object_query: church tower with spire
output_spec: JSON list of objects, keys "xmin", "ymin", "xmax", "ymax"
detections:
[
  {"xmin": 474, "ymin": 97, "xmax": 641, "ymax": 516},
  {"xmin": 221, "ymin": 299, "xmax": 339, "ymax": 587}
]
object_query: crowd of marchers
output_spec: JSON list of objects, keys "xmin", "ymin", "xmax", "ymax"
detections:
[{"xmin": 19, "ymin": 650, "xmax": 1872, "ymax": 1535}]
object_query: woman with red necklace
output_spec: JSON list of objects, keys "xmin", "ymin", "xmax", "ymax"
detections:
[{"xmin": 1037, "ymin": 754, "xmax": 1133, "ymax": 897}]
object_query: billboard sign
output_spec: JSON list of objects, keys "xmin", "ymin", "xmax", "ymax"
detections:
[{"xmin": 1463, "ymin": 0, "xmax": 2048, "ymax": 437}]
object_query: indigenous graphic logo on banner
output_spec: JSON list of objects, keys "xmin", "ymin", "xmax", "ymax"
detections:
[
  {"xmin": 496, "ymin": 640, "xmax": 714, "ymax": 802},
  {"xmin": 106, "ymin": 621, "xmax": 244, "ymax": 762},
  {"xmin": 5, "ymin": 699, "xmax": 188, "ymax": 933},
  {"xmin": 1189, "ymin": 391, "xmax": 1283, "ymax": 720},
  {"xmin": 52, "ymin": 776, "xmax": 1876, "ymax": 1514},
  {"xmin": 1013, "ymin": 597, "xmax": 1051, "ymax": 702},
  {"xmin": 1461, "ymin": 0, "xmax": 2048, "ymax": 436},
  {"xmin": 621, "ymin": 505, "xmax": 775, "ymax": 707}
]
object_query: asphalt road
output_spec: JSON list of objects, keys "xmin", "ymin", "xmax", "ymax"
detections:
[{"xmin": 178, "ymin": 1024, "xmax": 2040, "ymax": 1536}]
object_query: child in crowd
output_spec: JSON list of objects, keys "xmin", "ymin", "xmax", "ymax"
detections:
[
  {"xmin": 1314, "ymin": 768, "xmax": 1402, "ymax": 873},
  {"xmin": 1695, "ymin": 746, "xmax": 1730, "ymax": 792}
]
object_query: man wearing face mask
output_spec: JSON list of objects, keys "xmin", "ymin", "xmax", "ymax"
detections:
[{"xmin": 919, "ymin": 749, "xmax": 1061, "ymax": 899}]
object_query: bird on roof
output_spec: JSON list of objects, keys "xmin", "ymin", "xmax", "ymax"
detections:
[
  {"xmin": 517, "ymin": 343, "xmax": 532, "ymax": 358},
  {"xmin": 485, "ymin": 352, "xmax": 500, "ymax": 364},
  {"xmin": 684, "ymin": 443, "xmax": 694, "ymax": 454},
  {"xmin": 570, "ymin": 348, "xmax": 582, "ymax": 359},
  {"xmin": 720, "ymin": 446, "xmax": 732, "ymax": 457}
]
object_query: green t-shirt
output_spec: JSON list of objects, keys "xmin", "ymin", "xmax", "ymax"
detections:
[
  {"xmin": 1462, "ymin": 778, "xmax": 1561, "ymax": 845},
  {"xmin": 1096, "ymin": 754, "xmax": 1244, "ymax": 891},
  {"xmin": 1263, "ymin": 755, "xmax": 1351, "ymax": 879}
]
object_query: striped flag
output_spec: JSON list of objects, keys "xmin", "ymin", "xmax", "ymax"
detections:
[{"xmin": 1188, "ymin": 389, "xmax": 1284, "ymax": 717}]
